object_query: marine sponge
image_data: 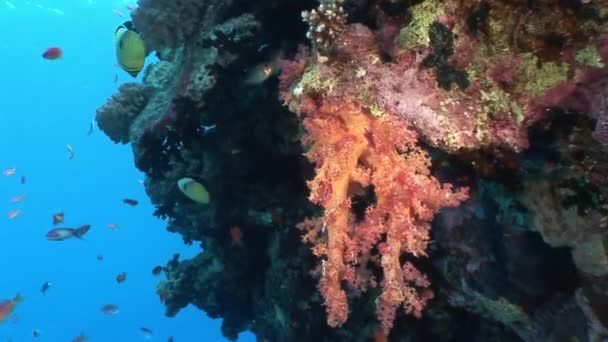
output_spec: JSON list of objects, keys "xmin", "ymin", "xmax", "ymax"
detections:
[
  {"xmin": 96, "ymin": 83, "xmax": 152, "ymax": 144},
  {"xmin": 132, "ymin": 0, "xmax": 234, "ymax": 52}
]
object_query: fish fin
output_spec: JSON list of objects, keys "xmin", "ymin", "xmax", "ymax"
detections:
[
  {"xmin": 123, "ymin": 21, "xmax": 137, "ymax": 32},
  {"xmin": 114, "ymin": 25, "xmax": 126, "ymax": 36},
  {"xmin": 12, "ymin": 294, "xmax": 22, "ymax": 303}
]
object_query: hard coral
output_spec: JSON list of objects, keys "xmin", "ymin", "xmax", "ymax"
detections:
[
  {"xmin": 132, "ymin": 0, "xmax": 234, "ymax": 52},
  {"xmin": 302, "ymin": 0, "xmax": 347, "ymax": 53},
  {"xmin": 96, "ymin": 83, "xmax": 152, "ymax": 144},
  {"xmin": 296, "ymin": 98, "xmax": 468, "ymax": 333}
]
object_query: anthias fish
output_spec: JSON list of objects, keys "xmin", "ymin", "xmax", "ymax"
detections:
[
  {"xmin": 41, "ymin": 281, "xmax": 51, "ymax": 294},
  {"xmin": 0, "ymin": 294, "xmax": 22, "ymax": 324},
  {"xmin": 42, "ymin": 47, "xmax": 63, "ymax": 60},
  {"xmin": 152, "ymin": 266, "xmax": 164, "ymax": 276},
  {"xmin": 72, "ymin": 332, "xmax": 87, "ymax": 342},
  {"xmin": 101, "ymin": 304, "xmax": 119, "ymax": 315},
  {"xmin": 122, "ymin": 198, "xmax": 138, "ymax": 206},
  {"xmin": 7, "ymin": 210, "xmax": 20, "ymax": 219},
  {"xmin": 10, "ymin": 194, "xmax": 26, "ymax": 203},
  {"xmin": 116, "ymin": 272, "xmax": 127, "ymax": 283},
  {"xmin": 140, "ymin": 327, "xmax": 153, "ymax": 338},
  {"xmin": 46, "ymin": 225, "xmax": 91, "ymax": 241},
  {"xmin": 52, "ymin": 212, "xmax": 64, "ymax": 225}
]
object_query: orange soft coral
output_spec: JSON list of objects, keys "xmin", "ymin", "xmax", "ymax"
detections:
[{"xmin": 296, "ymin": 97, "xmax": 468, "ymax": 333}]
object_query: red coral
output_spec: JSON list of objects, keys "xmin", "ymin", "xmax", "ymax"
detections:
[{"xmin": 296, "ymin": 98, "xmax": 468, "ymax": 333}]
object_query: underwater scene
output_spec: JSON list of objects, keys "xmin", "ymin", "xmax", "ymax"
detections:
[{"xmin": 2, "ymin": 0, "xmax": 608, "ymax": 341}]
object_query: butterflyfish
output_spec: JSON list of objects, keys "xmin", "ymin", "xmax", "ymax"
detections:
[
  {"xmin": 114, "ymin": 21, "xmax": 146, "ymax": 78},
  {"xmin": 177, "ymin": 178, "xmax": 210, "ymax": 204}
]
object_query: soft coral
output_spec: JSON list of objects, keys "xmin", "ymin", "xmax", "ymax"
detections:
[{"xmin": 296, "ymin": 97, "xmax": 468, "ymax": 333}]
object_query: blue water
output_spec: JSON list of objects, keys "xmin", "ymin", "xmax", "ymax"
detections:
[{"xmin": 0, "ymin": 0, "xmax": 254, "ymax": 340}]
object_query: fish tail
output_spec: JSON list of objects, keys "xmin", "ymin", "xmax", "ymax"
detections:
[
  {"xmin": 73, "ymin": 230, "xmax": 86, "ymax": 240},
  {"xmin": 12, "ymin": 293, "xmax": 22, "ymax": 303},
  {"xmin": 73, "ymin": 225, "xmax": 91, "ymax": 239}
]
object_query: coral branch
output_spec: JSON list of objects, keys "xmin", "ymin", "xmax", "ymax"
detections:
[{"xmin": 296, "ymin": 98, "xmax": 468, "ymax": 332}]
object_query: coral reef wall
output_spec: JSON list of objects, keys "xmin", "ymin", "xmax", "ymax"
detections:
[{"xmin": 96, "ymin": 0, "xmax": 608, "ymax": 340}]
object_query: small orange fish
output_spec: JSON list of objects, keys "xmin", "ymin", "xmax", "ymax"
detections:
[
  {"xmin": 3, "ymin": 168, "xmax": 16, "ymax": 176},
  {"xmin": 52, "ymin": 212, "xmax": 64, "ymax": 225},
  {"xmin": 230, "ymin": 226, "xmax": 243, "ymax": 246},
  {"xmin": 112, "ymin": 9, "xmax": 125, "ymax": 17},
  {"xmin": 116, "ymin": 272, "xmax": 127, "ymax": 283},
  {"xmin": 10, "ymin": 194, "xmax": 26, "ymax": 203},
  {"xmin": 42, "ymin": 47, "xmax": 63, "ymax": 60},
  {"xmin": 107, "ymin": 223, "xmax": 120, "ymax": 230},
  {"xmin": 0, "ymin": 294, "xmax": 22, "ymax": 324},
  {"xmin": 7, "ymin": 210, "xmax": 20, "ymax": 219}
]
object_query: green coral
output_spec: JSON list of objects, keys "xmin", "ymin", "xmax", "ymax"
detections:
[
  {"xmin": 480, "ymin": 88, "xmax": 525, "ymax": 124},
  {"xmin": 353, "ymin": 82, "xmax": 375, "ymax": 104},
  {"xmin": 575, "ymin": 45, "xmax": 605, "ymax": 68},
  {"xmin": 396, "ymin": 0, "xmax": 444, "ymax": 49},
  {"xmin": 368, "ymin": 103, "xmax": 387, "ymax": 117},
  {"xmin": 294, "ymin": 65, "xmax": 336, "ymax": 97},
  {"xmin": 450, "ymin": 283, "xmax": 540, "ymax": 336},
  {"xmin": 471, "ymin": 293, "xmax": 529, "ymax": 326},
  {"xmin": 519, "ymin": 53, "xmax": 569, "ymax": 96}
]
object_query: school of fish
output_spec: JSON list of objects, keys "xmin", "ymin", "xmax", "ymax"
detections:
[{"xmin": 0, "ymin": 4, "xmax": 208, "ymax": 341}]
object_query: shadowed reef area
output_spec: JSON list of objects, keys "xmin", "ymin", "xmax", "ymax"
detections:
[{"xmin": 97, "ymin": 0, "xmax": 608, "ymax": 340}]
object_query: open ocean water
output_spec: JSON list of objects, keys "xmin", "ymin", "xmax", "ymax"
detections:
[{"xmin": 0, "ymin": 0, "xmax": 255, "ymax": 340}]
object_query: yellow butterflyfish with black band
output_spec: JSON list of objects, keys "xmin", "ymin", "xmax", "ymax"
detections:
[{"xmin": 114, "ymin": 21, "xmax": 146, "ymax": 78}]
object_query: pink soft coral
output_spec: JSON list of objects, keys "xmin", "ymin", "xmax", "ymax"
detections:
[{"xmin": 296, "ymin": 97, "xmax": 468, "ymax": 333}]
